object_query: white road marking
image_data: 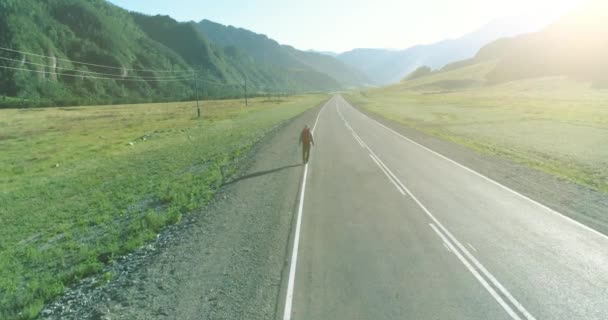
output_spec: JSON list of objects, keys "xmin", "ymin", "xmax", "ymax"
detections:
[
  {"xmin": 369, "ymin": 154, "xmax": 405, "ymax": 195},
  {"xmin": 339, "ymin": 100, "xmax": 536, "ymax": 320},
  {"xmin": 282, "ymin": 97, "xmax": 329, "ymax": 320},
  {"xmin": 351, "ymin": 131, "xmax": 365, "ymax": 145},
  {"xmin": 430, "ymin": 224, "xmax": 524, "ymax": 320},
  {"xmin": 352, "ymin": 132, "xmax": 365, "ymax": 148},
  {"xmin": 443, "ymin": 242, "xmax": 452, "ymax": 253},
  {"xmin": 339, "ymin": 105, "xmax": 404, "ymax": 193},
  {"xmin": 344, "ymin": 121, "xmax": 353, "ymax": 131},
  {"xmin": 468, "ymin": 243, "xmax": 478, "ymax": 252},
  {"xmin": 348, "ymin": 100, "xmax": 608, "ymax": 242}
]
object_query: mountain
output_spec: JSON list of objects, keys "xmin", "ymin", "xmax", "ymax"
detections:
[
  {"xmin": 0, "ymin": 0, "xmax": 195, "ymax": 106},
  {"xmin": 128, "ymin": 13, "xmax": 340, "ymax": 94},
  {"xmin": 196, "ymin": 20, "xmax": 369, "ymax": 88},
  {"xmin": 0, "ymin": 0, "xmax": 353, "ymax": 108},
  {"xmin": 307, "ymin": 50, "xmax": 339, "ymax": 57},
  {"xmin": 337, "ymin": 48, "xmax": 400, "ymax": 84},
  {"xmin": 337, "ymin": 17, "xmax": 550, "ymax": 85},
  {"xmin": 394, "ymin": 1, "xmax": 608, "ymax": 90},
  {"xmin": 471, "ymin": 1, "xmax": 608, "ymax": 87}
]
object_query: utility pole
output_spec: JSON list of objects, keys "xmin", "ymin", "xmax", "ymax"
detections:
[
  {"xmin": 285, "ymin": 72, "xmax": 291, "ymax": 99},
  {"xmin": 244, "ymin": 76, "xmax": 248, "ymax": 107},
  {"xmin": 194, "ymin": 69, "xmax": 201, "ymax": 118}
]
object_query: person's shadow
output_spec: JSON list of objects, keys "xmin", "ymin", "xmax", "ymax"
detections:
[{"xmin": 222, "ymin": 164, "xmax": 302, "ymax": 186}]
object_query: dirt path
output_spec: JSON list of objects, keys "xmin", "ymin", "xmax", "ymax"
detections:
[{"xmin": 40, "ymin": 106, "xmax": 321, "ymax": 320}]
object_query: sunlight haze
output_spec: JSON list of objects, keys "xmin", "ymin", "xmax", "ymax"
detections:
[
  {"xmin": 2, "ymin": 0, "xmax": 608, "ymax": 318},
  {"xmin": 109, "ymin": 0, "xmax": 588, "ymax": 52}
]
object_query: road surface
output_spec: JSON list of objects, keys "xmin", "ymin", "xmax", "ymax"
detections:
[{"xmin": 282, "ymin": 95, "xmax": 608, "ymax": 320}]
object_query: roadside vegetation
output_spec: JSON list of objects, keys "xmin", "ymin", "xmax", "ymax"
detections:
[
  {"xmin": 347, "ymin": 76, "xmax": 608, "ymax": 193},
  {"xmin": 0, "ymin": 94, "xmax": 325, "ymax": 319}
]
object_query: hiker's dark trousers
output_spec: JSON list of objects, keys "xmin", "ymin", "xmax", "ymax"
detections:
[{"xmin": 302, "ymin": 143, "xmax": 311, "ymax": 163}]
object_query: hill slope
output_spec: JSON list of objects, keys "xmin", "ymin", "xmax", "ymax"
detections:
[
  {"xmin": 476, "ymin": 2, "xmax": 608, "ymax": 87},
  {"xmin": 0, "ymin": 0, "xmax": 196, "ymax": 105},
  {"xmin": 129, "ymin": 13, "xmax": 334, "ymax": 95},
  {"xmin": 0, "ymin": 0, "xmax": 348, "ymax": 107},
  {"xmin": 196, "ymin": 19, "xmax": 369, "ymax": 88},
  {"xmin": 390, "ymin": 2, "xmax": 608, "ymax": 91},
  {"xmin": 338, "ymin": 17, "xmax": 547, "ymax": 85}
]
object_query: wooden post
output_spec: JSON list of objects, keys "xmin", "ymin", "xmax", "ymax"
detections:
[
  {"xmin": 194, "ymin": 71, "xmax": 201, "ymax": 118},
  {"xmin": 244, "ymin": 77, "xmax": 248, "ymax": 107}
]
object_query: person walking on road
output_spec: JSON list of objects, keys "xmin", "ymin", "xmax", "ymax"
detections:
[{"xmin": 299, "ymin": 124, "xmax": 315, "ymax": 164}]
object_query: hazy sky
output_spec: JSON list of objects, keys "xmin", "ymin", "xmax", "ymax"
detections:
[{"xmin": 108, "ymin": 0, "xmax": 588, "ymax": 52}]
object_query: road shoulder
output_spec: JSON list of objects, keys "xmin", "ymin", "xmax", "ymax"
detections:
[{"xmin": 40, "ymin": 104, "xmax": 323, "ymax": 320}]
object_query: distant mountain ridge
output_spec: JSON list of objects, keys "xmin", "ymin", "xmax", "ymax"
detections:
[
  {"xmin": 473, "ymin": 2, "xmax": 608, "ymax": 86},
  {"xmin": 337, "ymin": 17, "xmax": 550, "ymax": 85},
  {"xmin": 308, "ymin": 50, "xmax": 339, "ymax": 57},
  {"xmin": 196, "ymin": 20, "xmax": 369, "ymax": 88},
  {"xmin": 395, "ymin": 1, "xmax": 608, "ymax": 90}
]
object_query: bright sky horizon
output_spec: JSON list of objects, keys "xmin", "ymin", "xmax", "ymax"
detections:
[{"xmin": 108, "ymin": 0, "xmax": 588, "ymax": 53}]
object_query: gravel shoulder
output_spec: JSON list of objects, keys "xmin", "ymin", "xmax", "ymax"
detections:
[
  {"xmin": 347, "ymin": 98, "xmax": 608, "ymax": 237},
  {"xmin": 40, "ymin": 105, "xmax": 322, "ymax": 320}
]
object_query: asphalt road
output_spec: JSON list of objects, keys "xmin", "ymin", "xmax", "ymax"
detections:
[{"xmin": 282, "ymin": 95, "xmax": 608, "ymax": 320}]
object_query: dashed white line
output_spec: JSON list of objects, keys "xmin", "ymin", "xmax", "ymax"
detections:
[
  {"xmin": 369, "ymin": 154, "xmax": 406, "ymax": 195},
  {"xmin": 339, "ymin": 101, "xmax": 536, "ymax": 320},
  {"xmin": 468, "ymin": 243, "xmax": 478, "ymax": 252},
  {"xmin": 443, "ymin": 242, "xmax": 452, "ymax": 253},
  {"xmin": 348, "ymin": 99, "xmax": 608, "ymax": 243},
  {"xmin": 430, "ymin": 224, "xmax": 524, "ymax": 320},
  {"xmin": 352, "ymin": 132, "xmax": 365, "ymax": 148}
]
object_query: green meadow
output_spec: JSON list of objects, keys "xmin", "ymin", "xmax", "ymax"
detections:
[
  {"xmin": 0, "ymin": 95, "xmax": 325, "ymax": 319},
  {"xmin": 347, "ymin": 76, "xmax": 608, "ymax": 192}
]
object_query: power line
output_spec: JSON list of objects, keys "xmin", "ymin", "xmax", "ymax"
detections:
[
  {"xmin": 195, "ymin": 73, "xmax": 251, "ymax": 88},
  {"xmin": 194, "ymin": 73, "xmax": 243, "ymax": 86},
  {"xmin": 196, "ymin": 74, "xmax": 265, "ymax": 91},
  {"xmin": 0, "ymin": 65, "xmax": 195, "ymax": 82},
  {"xmin": 0, "ymin": 62, "xmax": 263, "ymax": 89},
  {"xmin": 198, "ymin": 78, "xmax": 242, "ymax": 87},
  {"xmin": 0, "ymin": 46, "xmax": 194, "ymax": 74},
  {"xmin": 0, "ymin": 47, "xmax": 284, "ymax": 97},
  {"xmin": 0, "ymin": 55, "xmax": 194, "ymax": 80},
  {"xmin": 155, "ymin": 67, "xmax": 275, "ymax": 92}
]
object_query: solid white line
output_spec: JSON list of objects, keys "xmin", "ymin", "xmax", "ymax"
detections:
[
  {"xmin": 430, "ymin": 224, "xmax": 523, "ymax": 320},
  {"xmin": 396, "ymin": 159, "xmax": 536, "ymax": 320},
  {"xmin": 340, "ymin": 104, "xmax": 405, "ymax": 194},
  {"xmin": 351, "ymin": 131, "xmax": 364, "ymax": 144},
  {"xmin": 282, "ymin": 164, "xmax": 308, "ymax": 320},
  {"xmin": 341, "ymin": 102, "xmax": 536, "ymax": 320},
  {"xmin": 282, "ymin": 98, "xmax": 328, "ymax": 320},
  {"xmin": 369, "ymin": 154, "xmax": 406, "ymax": 195},
  {"xmin": 348, "ymin": 100, "xmax": 608, "ymax": 242},
  {"xmin": 338, "ymin": 107, "xmax": 367, "ymax": 150},
  {"xmin": 352, "ymin": 132, "xmax": 365, "ymax": 148},
  {"xmin": 446, "ymin": 222, "xmax": 537, "ymax": 320}
]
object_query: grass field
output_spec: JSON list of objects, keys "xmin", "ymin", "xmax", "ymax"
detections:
[
  {"xmin": 346, "ymin": 76, "xmax": 608, "ymax": 193},
  {"xmin": 0, "ymin": 95, "xmax": 326, "ymax": 319}
]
